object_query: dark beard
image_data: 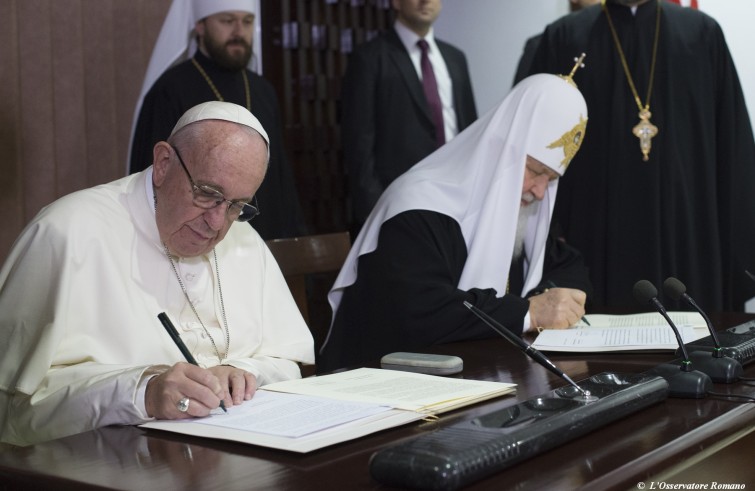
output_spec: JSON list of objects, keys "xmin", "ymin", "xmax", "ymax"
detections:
[{"xmin": 204, "ymin": 36, "xmax": 252, "ymax": 71}]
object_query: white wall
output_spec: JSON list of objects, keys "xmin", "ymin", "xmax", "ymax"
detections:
[
  {"xmin": 434, "ymin": 0, "xmax": 568, "ymax": 115},
  {"xmin": 434, "ymin": 0, "xmax": 755, "ymax": 132}
]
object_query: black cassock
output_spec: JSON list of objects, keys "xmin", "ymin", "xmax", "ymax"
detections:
[
  {"xmin": 130, "ymin": 51, "xmax": 306, "ymax": 240},
  {"xmin": 317, "ymin": 210, "xmax": 592, "ymax": 373},
  {"xmin": 524, "ymin": 1, "xmax": 755, "ymax": 311}
]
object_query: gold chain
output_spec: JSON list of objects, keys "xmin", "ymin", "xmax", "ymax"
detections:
[
  {"xmin": 191, "ymin": 57, "xmax": 251, "ymax": 111},
  {"xmin": 603, "ymin": 0, "xmax": 661, "ymax": 161}
]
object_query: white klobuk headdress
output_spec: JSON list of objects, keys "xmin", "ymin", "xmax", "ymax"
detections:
[{"xmin": 323, "ymin": 71, "xmax": 588, "ymax": 351}]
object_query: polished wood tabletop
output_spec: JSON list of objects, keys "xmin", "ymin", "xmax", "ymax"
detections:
[{"xmin": 1, "ymin": 313, "xmax": 754, "ymax": 490}]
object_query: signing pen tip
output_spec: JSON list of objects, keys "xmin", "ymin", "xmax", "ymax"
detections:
[{"xmin": 220, "ymin": 401, "xmax": 228, "ymax": 413}]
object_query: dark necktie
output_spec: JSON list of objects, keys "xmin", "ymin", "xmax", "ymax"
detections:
[{"xmin": 417, "ymin": 39, "xmax": 445, "ymax": 147}]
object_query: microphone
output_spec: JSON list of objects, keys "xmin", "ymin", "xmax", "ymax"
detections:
[
  {"xmin": 633, "ymin": 280, "xmax": 711, "ymax": 398},
  {"xmin": 463, "ymin": 301, "xmax": 598, "ymax": 402},
  {"xmin": 662, "ymin": 277, "xmax": 742, "ymax": 383}
]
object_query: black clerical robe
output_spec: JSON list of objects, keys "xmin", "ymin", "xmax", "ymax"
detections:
[
  {"xmin": 130, "ymin": 51, "xmax": 306, "ymax": 240},
  {"xmin": 526, "ymin": 1, "xmax": 755, "ymax": 311},
  {"xmin": 317, "ymin": 210, "xmax": 592, "ymax": 372}
]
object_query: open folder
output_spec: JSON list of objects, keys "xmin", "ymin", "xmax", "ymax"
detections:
[
  {"xmin": 140, "ymin": 368, "xmax": 516, "ymax": 453},
  {"xmin": 531, "ymin": 311, "xmax": 709, "ymax": 353}
]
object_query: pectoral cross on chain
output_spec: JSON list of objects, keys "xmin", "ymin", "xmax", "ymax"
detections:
[{"xmin": 632, "ymin": 108, "xmax": 658, "ymax": 162}]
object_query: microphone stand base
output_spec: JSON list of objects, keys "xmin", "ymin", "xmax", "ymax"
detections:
[
  {"xmin": 648, "ymin": 364, "xmax": 712, "ymax": 398},
  {"xmin": 687, "ymin": 351, "xmax": 743, "ymax": 383}
]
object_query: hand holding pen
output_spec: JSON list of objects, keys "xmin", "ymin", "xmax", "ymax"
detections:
[
  {"xmin": 543, "ymin": 280, "xmax": 591, "ymax": 326},
  {"xmin": 528, "ymin": 280, "xmax": 589, "ymax": 329},
  {"xmin": 154, "ymin": 312, "xmax": 229, "ymax": 416},
  {"xmin": 143, "ymin": 361, "xmax": 228, "ymax": 419}
]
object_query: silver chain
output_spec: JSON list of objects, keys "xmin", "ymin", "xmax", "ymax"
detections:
[{"xmin": 164, "ymin": 245, "xmax": 230, "ymax": 364}]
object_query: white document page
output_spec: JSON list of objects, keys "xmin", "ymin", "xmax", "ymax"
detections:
[
  {"xmin": 195, "ymin": 391, "xmax": 392, "ymax": 438},
  {"xmin": 140, "ymin": 368, "xmax": 516, "ymax": 452},
  {"xmin": 261, "ymin": 367, "xmax": 516, "ymax": 412},
  {"xmin": 532, "ymin": 325, "xmax": 700, "ymax": 352},
  {"xmin": 573, "ymin": 311, "xmax": 706, "ymax": 328},
  {"xmin": 141, "ymin": 397, "xmax": 423, "ymax": 453}
]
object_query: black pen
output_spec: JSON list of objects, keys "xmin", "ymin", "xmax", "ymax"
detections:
[
  {"xmin": 158, "ymin": 312, "xmax": 227, "ymax": 413},
  {"xmin": 543, "ymin": 280, "xmax": 590, "ymax": 326}
]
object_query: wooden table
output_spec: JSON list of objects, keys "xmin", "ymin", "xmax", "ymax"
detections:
[{"xmin": 1, "ymin": 314, "xmax": 754, "ymax": 490}]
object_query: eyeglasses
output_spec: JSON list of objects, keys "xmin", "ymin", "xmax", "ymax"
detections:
[{"xmin": 171, "ymin": 145, "xmax": 260, "ymax": 222}]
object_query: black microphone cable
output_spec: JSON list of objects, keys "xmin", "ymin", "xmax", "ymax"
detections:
[{"xmin": 704, "ymin": 391, "xmax": 755, "ymax": 403}]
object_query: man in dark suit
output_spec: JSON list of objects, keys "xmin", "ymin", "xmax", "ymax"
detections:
[{"xmin": 340, "ymin": 0, "xmax": 477, "ymax": 229}]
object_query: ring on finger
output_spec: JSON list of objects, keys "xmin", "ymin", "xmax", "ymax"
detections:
[{"xmin": 177, "ymin": 396, "xmax": 190, "ymax": 413}]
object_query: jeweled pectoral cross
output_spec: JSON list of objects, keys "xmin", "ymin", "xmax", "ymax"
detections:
[{"xmin": 632, "ymin": 108, "xmax": 658, "ymax": 162}]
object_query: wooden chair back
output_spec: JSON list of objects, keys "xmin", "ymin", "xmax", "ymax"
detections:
[{"xmin": 265, "ymin": 232, "xmax": 351, "ymax": 351}]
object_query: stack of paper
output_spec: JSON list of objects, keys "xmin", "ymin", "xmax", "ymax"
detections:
[
  {"xmin": 531, "ymin": 311, "xmax": 710, "ymax": 352},
  {"xmin": 140, "ymin": 368, "xmax": 516, "ymax": 453}
]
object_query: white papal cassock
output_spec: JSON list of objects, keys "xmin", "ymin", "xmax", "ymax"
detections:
[{"xmin": 0, "ymin": 169, "xmax": 314, "ymax": 446}]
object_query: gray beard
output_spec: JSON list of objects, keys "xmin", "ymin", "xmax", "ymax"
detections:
[{"xmin": 513, "ymin": 200, "xmax": 540, "ymax": 260}]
